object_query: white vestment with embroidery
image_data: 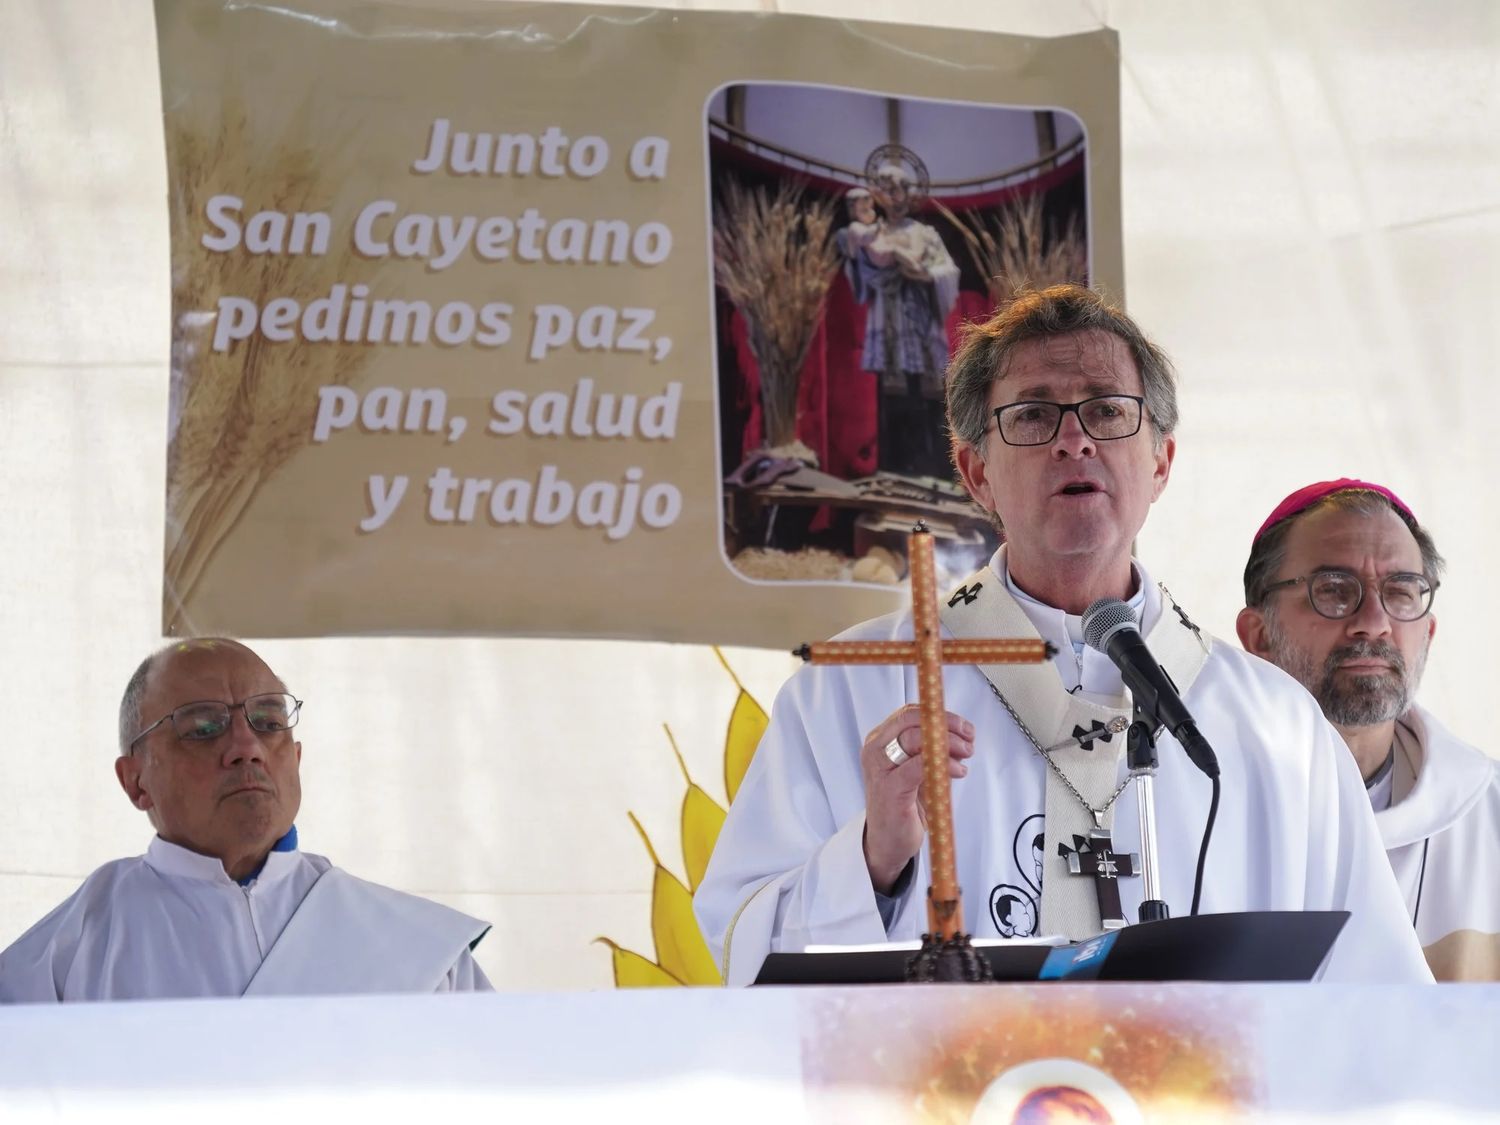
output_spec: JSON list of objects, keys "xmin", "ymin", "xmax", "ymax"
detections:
[{"xmin": 694, "ymin": 550, "xmax": 1431, "ymax": 985}]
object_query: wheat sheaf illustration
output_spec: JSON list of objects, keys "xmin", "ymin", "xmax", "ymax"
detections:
[
  {"xmin": 595, "ymin": 648, "xmax": 769, "ymax": 986},
  {"xmin": 164, "ymin": 99, "xmax": 381, "ymax": 630}
]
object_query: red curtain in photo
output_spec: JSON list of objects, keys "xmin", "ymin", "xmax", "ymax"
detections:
[{"xmin": 728, "ymin": 277, "xmax": 995, "ymax": 479}]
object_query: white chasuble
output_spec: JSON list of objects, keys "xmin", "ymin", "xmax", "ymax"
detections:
[
  {"xmin": 694, "ymin": 549, "xmax": 1432, "ymax": 986},
  {"xmin": 0, "ymin": 837, "xmax": 491, "ymax": 1002},
  {"xmin": 938, "ymin": 564, "xmax": 1207, "ymax": 938},
  {"xmin": 1378, "ymin": 706, "xmax": 1500, "ymax": 981}
]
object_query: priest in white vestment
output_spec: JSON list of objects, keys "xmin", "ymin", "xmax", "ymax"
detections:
[
  {"xmin": 0, "ymin": 639, "xmax": 492, "ymax": 1002},
  {"xmin": 1239, "ymin": 479, "xmax": 1500, "ymax": 980},
  {"xmin": 694, "ymin": 285, "xmax": 1431, "ymax": 985}
]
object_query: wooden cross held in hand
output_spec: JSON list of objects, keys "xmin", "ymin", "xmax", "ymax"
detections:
[{"xmin": 796, "ymin": 525, "xmax": 1053, "ymax": 965}]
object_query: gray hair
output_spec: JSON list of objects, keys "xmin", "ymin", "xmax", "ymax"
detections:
[
  {"xmin": 1243, "ymin": 488, "xmax": 1446, "ymax": 608},
  {"xmin": 946, "ymin": 285, "xmax": 1180, "ymax": 463},
  {"xmin": 117, "ymin": 639, "xmax": 289, "ymax": 756},
  {"xmin": 119, "ymin": 651, "xmax": 160, "ymax": 756}
]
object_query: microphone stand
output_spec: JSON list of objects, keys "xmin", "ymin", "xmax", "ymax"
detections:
[{"xmin": 1128, "ymin": 704, "xmax": 1170, "ymax": 923}]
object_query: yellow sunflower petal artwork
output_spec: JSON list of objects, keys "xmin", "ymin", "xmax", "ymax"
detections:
[
  {"xmin": 718, "ymin": 646, "xmax": 770, "ymax": 805},
  {"xmin": 594, "ymin": 647, "xmax": 770, "ymax": 987}
]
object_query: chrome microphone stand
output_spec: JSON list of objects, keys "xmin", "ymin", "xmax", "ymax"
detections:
[{"xmin": 1128, "ymin": 706, "xmax": 1171, "ymax": 923}]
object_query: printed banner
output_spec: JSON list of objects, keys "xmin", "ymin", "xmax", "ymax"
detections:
[{"xmin": 155, "ymin": 0, "xmax": 1120, "ymax": 644}]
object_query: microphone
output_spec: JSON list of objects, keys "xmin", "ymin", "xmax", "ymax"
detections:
[{"xmin": 1082, "ymin": 598, "xmax": 1220, "ymax": 779}]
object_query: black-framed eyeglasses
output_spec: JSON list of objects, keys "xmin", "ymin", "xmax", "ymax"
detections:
[
  {"xmin": 991, "ymin": 395, "xmax": 1145, "ymax": 447},
  {"xmin": 1261, "ymin": 570, "xmax": 1437, "ymax": 623},
  {"xmin": 128, "ymin": 693, "xmax": 303, "ymax": 753}
]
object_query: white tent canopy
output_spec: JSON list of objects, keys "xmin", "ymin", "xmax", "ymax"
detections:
[{"xmin": 1, "ymin": 0, "xmax": 1495, "ymax": 989}]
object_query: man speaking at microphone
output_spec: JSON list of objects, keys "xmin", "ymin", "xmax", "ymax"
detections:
[{"xmin": 695, "ymin": 285, "xmax": 1428, "ymax": 984}]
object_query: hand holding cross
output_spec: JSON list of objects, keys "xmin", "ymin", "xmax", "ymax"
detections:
[
  {"xmin": 858, "ymin": 705, "xmax": 974, "ymax": 894},
  {"xmin": 797, "ymin": 526, "xmax": 1053, "ymax": 941}
]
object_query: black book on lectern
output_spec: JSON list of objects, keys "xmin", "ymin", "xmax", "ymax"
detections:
[{"xmin": 752, "ymin": 910, "xmax": 1349, "ymax": 985}]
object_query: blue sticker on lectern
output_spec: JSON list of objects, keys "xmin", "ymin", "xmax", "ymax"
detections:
[{"xmin": 1038, "ymin": 931, "xmax": 1118, "ymax": 980}]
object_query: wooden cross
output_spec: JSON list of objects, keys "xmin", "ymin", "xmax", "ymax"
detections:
[
  {"xmin": 796, "ymin": 525, "xmax": 1053, "ymax": 944},
  {"xmin": 1060, "ymin": 829, "xmax": 1139, "ymax": 931}
]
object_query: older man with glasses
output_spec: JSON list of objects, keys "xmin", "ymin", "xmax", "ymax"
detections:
[
  {"xmin": 0, "ymin": 638, "xmax": 492, "ymax": 1001},
  {"xmin": 1239, "ymin": 480, "xmax": 1500, "ymax": 980},
  {"xmin": 697, "ymin": 285, "xmax": 1428, "ymax": 985}
]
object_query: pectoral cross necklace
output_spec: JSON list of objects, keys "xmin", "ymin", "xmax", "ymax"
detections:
[
  {"xmin": 984, "ymin": 680, "xmax": 1141, "ymax": 929},
  {"xmin": 1060, "ymin": 828, "xmax": 1138, "ymax": 931}
]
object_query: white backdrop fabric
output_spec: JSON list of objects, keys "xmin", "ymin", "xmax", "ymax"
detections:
[{"xmin": 0, "ymin": 0, "xmax": 1495, "ymax": 990}]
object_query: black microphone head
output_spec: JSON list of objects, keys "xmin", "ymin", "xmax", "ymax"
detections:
[{"xmin": 1082, "ymin": 597, "xmax": 1138, "ymax": 653}]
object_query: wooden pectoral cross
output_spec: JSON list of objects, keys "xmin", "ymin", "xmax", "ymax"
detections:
[
  {"xmin": 797, "ymin": 525, "xmax": 1053, "ymax": 974},
  {"xmin": 1061, "ymin": 827, "xmax": 1139, "ymax": 931}
]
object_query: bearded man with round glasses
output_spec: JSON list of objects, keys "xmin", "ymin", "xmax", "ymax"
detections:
[
  {"xmin": 697, "ymin": 285, "xmax": 1428, "ymax": 985},
  {"xmin": 0, "ymin": 638, "xmax": 492, "ymax": 1001},
  {"xmin": 1238, "ymin": 480, "xmax": 1500, "ymax": 980}
]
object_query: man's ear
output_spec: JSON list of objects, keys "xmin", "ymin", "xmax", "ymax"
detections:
[
  {"xmin": 1150, "ymin": 434, "xmax": 1176, "ymax": 501},
  {"xmin": 1236, "ymin": 606, "xmax": 1272, "ymax": 658},
  {"xmin": 954, "ymin": 442, "xmax": 995, "ymax": 513},
  {"xmin": 115, "ymin": 754, "xmax": 153, "ymax": 811}
]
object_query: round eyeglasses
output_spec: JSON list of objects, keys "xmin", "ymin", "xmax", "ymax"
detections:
[
  {"xmin": 992, "ymin": 395, "xmax": 1145, "ymax": 447},
  {"xmin": 128, "ymin": 693, "xmax": 303, "ymax": 753},
  {"xmin": 1261, "ymin": 570, "xmax": 1436, "ymax": 622}
]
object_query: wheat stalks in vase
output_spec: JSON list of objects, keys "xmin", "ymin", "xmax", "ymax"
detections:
[
  {"xmin": 163, "ymin": 99, "xmax": 379, "ymax": 632},
  {"xmin": 931, "ymin": 192, "xmax": 1088, "ymax": 307},
  {"xmin": 712, "ymin": 177, "xmax": 840, "ymax": 451}
]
